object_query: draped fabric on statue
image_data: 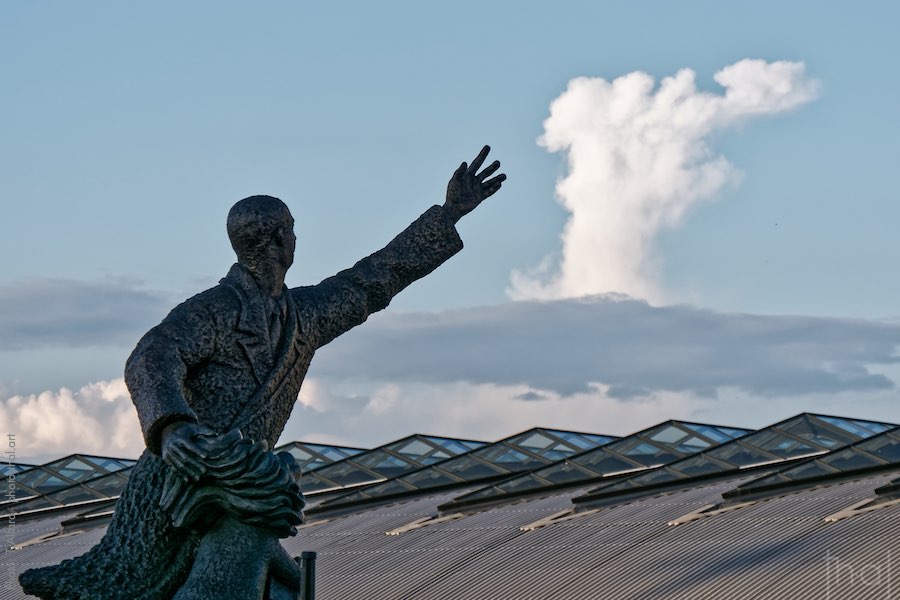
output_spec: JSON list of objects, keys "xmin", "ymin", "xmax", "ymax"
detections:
[{"xmin": 20, "ymin": 206, "xmax": 463, "ymax": 600}]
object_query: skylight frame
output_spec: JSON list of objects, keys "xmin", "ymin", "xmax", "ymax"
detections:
[
  {"xmin": 310, "ymin": 427, "xmax": 619, "ymax": 512},
  {"xmin": 442, "ymin": 420, "xmax": 752, "ymax": 510},
  {"xmin": 573, "ymin": 413, "xmax": 896, "ymax": 506}
]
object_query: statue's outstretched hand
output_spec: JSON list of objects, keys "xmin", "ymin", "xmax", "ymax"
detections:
[
  {"xmin": 443, "ymin": 145, "xmax": 506, "ymax": 223},
  {"xmin": 160, "ymin": 420, "xmax": 210, "ymax": 482}
]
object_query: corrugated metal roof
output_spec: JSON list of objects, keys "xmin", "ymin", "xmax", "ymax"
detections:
[{"xmin": 3, "ymin": 423, "xmax": 899, "ymax": 599}]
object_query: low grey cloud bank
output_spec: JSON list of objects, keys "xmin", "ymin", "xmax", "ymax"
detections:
[
  {"xmin": 311, "ymin": 296, "xmax": 900, "ymax": 398},
  {"xmin": 0, "ymin": 278, "xmax": 169, "ymax": 350}
]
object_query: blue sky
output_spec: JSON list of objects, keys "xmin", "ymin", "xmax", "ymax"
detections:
[{"xmin": 2, "ymin": 2, "xmax": 899, "ymax": 459}]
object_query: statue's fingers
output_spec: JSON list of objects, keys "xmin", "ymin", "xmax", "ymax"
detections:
[
  {"xmin": 482, "ymin": 173, "xmax": 506, "ymax": 188},
  {"xmin": 170, "ymin": 447, "xmax": 202, "ymax": 481},
  {"xmin": 177, "ymin": 440, "xmax": 205, "ymax": 460},
  {"xmin": 477, "ymin": 160, "xmax": 501, "ymax": 181},
  {"xmin": 451, "ymin": 161, "xmax": 467, "ymax": 180},
  {"xmin": 482, "ymin": 174, "xmax": 506, "ymax": 197},
  {"xmin": 468, "ymin": 145, "xmax": 490, "ymax": 173}
]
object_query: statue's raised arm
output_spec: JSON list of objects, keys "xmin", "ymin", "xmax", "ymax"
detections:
[{"xmin": 293, "ymin": 145, "xmax": 506, "ymax": 349}]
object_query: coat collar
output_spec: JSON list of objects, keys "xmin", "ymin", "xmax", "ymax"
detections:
[{"xmin": 221, "ymin": 263, "xmax": 306, "ymax": 385}]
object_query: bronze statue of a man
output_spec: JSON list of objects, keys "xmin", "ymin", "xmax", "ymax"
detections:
[{"xmin": 20, "ymin": 147, "xmax": 505, "ymax": 599}]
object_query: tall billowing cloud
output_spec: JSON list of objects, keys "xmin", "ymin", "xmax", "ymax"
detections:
[{"xmin": 510, "ymin": 59, "xmax": 821, "ymax": 301}]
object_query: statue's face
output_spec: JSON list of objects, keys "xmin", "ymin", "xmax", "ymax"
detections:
[
  {"xmin": 284, "ymin": 217, "xmax": 297, "ymax": 269},
  {"xmin": 280, "ymin": 215, "xmax": 296, "ymax": 270}
]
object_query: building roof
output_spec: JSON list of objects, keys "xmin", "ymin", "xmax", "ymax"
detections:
[{"xmin": 4, "ymin": 413, "xmax": 900, "ymax": 600}]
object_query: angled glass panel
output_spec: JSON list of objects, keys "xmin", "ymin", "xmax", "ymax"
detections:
[
  {"xmin": 577, "ymin": 414, "xmax": 893, "ymax": 503},
  {"xmin": 705, "ymin": 440, "xmax": 779, "ymax": 467},
  {"xmin": 439, "ymin": 455, "xmax": 509, "ymax": 479},
  {"xmin": 474, "ymin": 444, "xmax": 543, "ymax": 469},
  {"xmin": 717, "ymin": 426, "xmax": 755, "ymax": 438},
  {"xmin": 320, "ymin": 428, "xmax": 613, "ymax": 510},
  {"xmin": 552, "ymin": 431, "xmax": 615, "ymax": 450},
  {"xmin": 628, "ymin": 467, "xmax": 681, "ymax": 487},
  {"xmin": 86, "ymin": 457, "xmax": 135, "ymax": 471},
  {"xmin": 648, "ymin": 425, "xmax": 693, "ymax": 445},
  {"xmin": 19, "ymin": 470, "xmax": 75, "ymax": 493},
  {"xmin": 477, "ymin": 473, "xmax": 548, "ymax": 497},
  {"xmin": 398, "ymin": 468, "xmax": 462, "ymax": 489},
  {"xmin": 676, "ymin": 436, "xmax": 712, "ymax": 452},
  {"xmin": 718, "ymin": 427, "xmax": 900, "ymax": 499},
  {"xmin": 393, "ymin": 439, "xmax": 439, "ymax": 458},
  {"xmin": 854, "ymin": 431, "xmax": 900, "ymax": 463},
  {"xmin": 595, "ymin": 478, "xmax": 642, "ymax": 494},
  {"xmin": 613, "ymin": 439, "xmax": 681, "ymax": 466},
  {"xmin": 425, "ymin": 439, "xmax": 473, "ymax": 454},
  {"xmin": 3, "ymin": 481, "xmax": 41, "ymax": 500},
  {"xmin": 16, "ymin": 467, "xmax": 69, "ymax": 489},
  {"xmin": 44, "ymin": 484, "xmax": 104, "ymax": 505},
  {"xmin": 55, "ymin": 458, "xmax": 108, "ymax": 482},
  {"xmin": 682, "ymin": 423, "xmax": 742, "ymax": 444},
  {"xmin": 1, "ymin": 463, "xmax": 33, "ymax": 477},
  {"xmin": 754, "ymin": 435, "xmax": 822, "ymax": 459},
  {"xmin": 83, "ymin": 471, "xmax": 131, "ymax": 497},
  {"xmin": 9, "ymin": 496, "xmax": 57, "ymax": 513},
  {"xmin": 351, "ymin": 452, "xmax": 414, "ymax": 479},
  {"xmin": 540, "ymin": 443, "xmax": 582, "ymax": 462},
  {"xmin": 515, "ymin": 432, "xmax": 556, "ymax": 451},
  {"xmin": 449, "ymin": 421, "xmax": 747, "ymax": 509},
  {"xmin": 315, "ymin": 446, "xmax": 364, "ymax": 461},
  {"xmin": 300, "ymin": 434, "xmax": 479, "ymax": 494},
  {"xmin": 822, "ymin": 448, "xmax": 883, "ymax": 471},
  {"xmin": 42, "ymin": 456, "xmax": 88, "ymax": 472},
  {"xmin": 301, "ymin": 459, "xmax": 327, "ymax": 471},
  {"xmin": 421, "ymin": 436, "xmax": 486, "ymax": 453},
  {"xmin": 780, "ymin": 415, "xmax": 857, "ymax": 449},
  {"xmin": 816, "ymin": 415, "xmax": 895, "ymax": 437},
  {"xmin": 274, "ymin": 441, "xmax": 367, "ymax": 472},
  {"xmin": 299, "ymin": 472, "xmax": 342, "ymax": 493},
  {"xmin": 292, "ymin": 448, "xmax": 314, "ymax": 461},
  {"xmin": 421, "ymin": 450, "xmax": 451, "ymax": 465},
  {"xmin": 352, "ymin": 478, "xmax": 417, "ymax": 500},
  {"xmin": 302, "ymin": 462, "xmax": 380, "ymax": 491},
  {"xmin": 570, "ymin": 451, "xmax": 642, "ymax": 475},
  {"xmin": 671, "ymin": 453, "xmax": 735, "ymax": 477}
]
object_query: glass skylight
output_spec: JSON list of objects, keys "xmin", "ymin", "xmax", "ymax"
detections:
[
  {"xmin": 447, "ymin": 421, "xmax": 751, "ymax": 508},
  {"xmin": 314, "ymin": 428, "xmax": 617, "ymax": 511},
  {"xmin": 299, "ymin": 434, "xmax": 486, "ymax": 494},
  {"xmin": 8, "ymin": 454, "xmax": 137, "ymax": 500},
  {"xmin": 10, "ymin": 468, "xmax": 134, "ymax": 515},
  {"xmin": 575, "ymin": 413, "xmax": 896, "ymax": 504},
  {"xmin": 1, "ymin": 463, "xmax": 34, "ymax": 477},
  {"xmin": 273, "ymin": 441, "xmax": 366, "ymax": 472},
  {"xmin": 723, "ymin": 425, "xmax": 900, "ymax": 499}
]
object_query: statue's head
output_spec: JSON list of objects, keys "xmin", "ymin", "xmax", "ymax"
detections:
[{"xmin": 227, "ymin": 195, "xmax": 296, "ymax": 271}]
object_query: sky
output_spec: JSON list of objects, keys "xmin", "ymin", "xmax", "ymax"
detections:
[{"xmin": 2, "ymin": 1, "xmax": 899, "ymax": 461}]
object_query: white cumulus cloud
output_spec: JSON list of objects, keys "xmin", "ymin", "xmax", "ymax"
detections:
[
  {"xmin": 0, "ymin": 378, "xmax": 144, "ymax": 462},
  {"xmin": 510, "ymin": 59, "xmax": 821, "ymax": 301}
]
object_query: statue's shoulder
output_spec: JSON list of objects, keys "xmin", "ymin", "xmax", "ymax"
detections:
[{"xmin": 161, "ymin": 281, "xmax": 241, "ymax": 326}]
